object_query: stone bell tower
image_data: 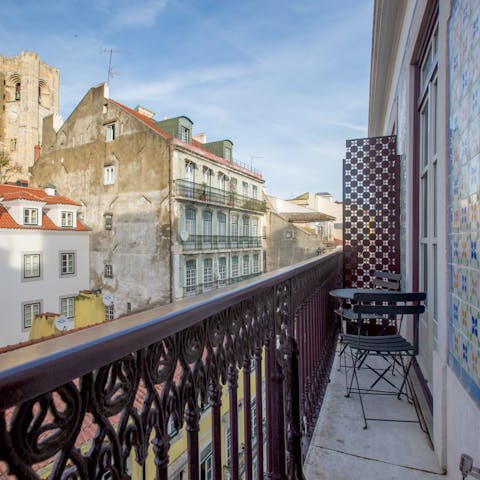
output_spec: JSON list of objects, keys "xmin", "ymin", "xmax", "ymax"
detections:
[{"xmin": 0, "ymin": 51, "xmax": 59, "ymax": 180}]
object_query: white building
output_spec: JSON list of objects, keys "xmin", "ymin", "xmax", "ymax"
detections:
[{"xmin": 0, "ymin": 184, "xmax": 89, "ymax": 347}]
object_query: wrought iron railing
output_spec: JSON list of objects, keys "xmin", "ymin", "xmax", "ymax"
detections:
[
  {"xmin": 174, "ymin": 179, "xmax": 267, "ymax": 213},
  {"xmin": 181, "ymin": 235, "xmax": 262, "ymax": 251},
  {"xmin": 0, "ymin": 250, "xmax": 341, "ymax": 480}
]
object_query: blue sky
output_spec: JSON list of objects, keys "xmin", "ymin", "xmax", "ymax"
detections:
[{"xmin": 1, "ymin": 0, "xmax": 373, "ymax": 200}]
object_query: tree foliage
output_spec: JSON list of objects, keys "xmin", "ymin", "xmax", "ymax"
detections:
[{"xmin": 0, "ymin": 151, "xmax": 21, "ymax": 183}]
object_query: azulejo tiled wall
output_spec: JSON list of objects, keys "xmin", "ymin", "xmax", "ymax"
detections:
[{"xmin": 449, "ymin": 0, "xmax": 480, "ymax": 405}]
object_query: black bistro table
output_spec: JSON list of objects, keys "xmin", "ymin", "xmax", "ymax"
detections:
[{"xmin": 329, "ymin": 288, "xmax": 386, "ymax": 301}]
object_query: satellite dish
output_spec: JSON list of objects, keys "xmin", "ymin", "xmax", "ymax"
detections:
[
  {"xmin": 103, "ymin": 293, "xmax": 114, "ymax": 306},
  {"xmin": 55, "ymin": 316, "xmax": 68, "ymax": 331},
  {"xmin": 180, "ymin": 230, "xmax": 189, "ymax": 241}
]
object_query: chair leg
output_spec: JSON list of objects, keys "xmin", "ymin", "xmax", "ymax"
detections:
[{"xmin": 345, "ymin": 348, "xmax": 369, "ymax": 429}]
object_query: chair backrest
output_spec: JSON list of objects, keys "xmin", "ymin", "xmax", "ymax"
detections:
[
  {"xmin": 352, "ymin": 291, "xmax": 426, "ymax": 353},
  {"xmin": 373, "ymin": 271, "xmax": 401, "ymax": 291}
]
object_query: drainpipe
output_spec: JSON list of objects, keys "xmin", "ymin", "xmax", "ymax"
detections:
[{"xmin": 168, "ymin": 138, "xmax": 174, "ymax": 304}]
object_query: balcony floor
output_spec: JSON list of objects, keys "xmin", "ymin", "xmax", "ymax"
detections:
[{"xmin": 304, "ymin": 347, "xmax": 448, "ymax": 479}]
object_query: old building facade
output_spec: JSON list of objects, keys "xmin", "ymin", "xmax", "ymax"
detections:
[
  {"xmin": 32, "ymin": 83, "xmax": 265, "ymax": 318},
  {"xmin": 0, "ymin": 51, "xmax": 59, "ymax": 178}
]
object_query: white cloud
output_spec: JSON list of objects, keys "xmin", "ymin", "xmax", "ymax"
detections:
[{"xmin": 109, "ymin": 0, "xmax": 168, "ymax": 29}]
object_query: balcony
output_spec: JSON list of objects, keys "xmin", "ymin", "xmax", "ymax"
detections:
[
  {"xmin": 174, "ymin": 179, "xmax": 267, "ymax": 213},
  {"xmin": 181, "ymin": 235, "xmax": 262, "ymax": 251},
  {"xmin": 0, "ymin": 251, "xmax": 341, "ymax": 480}
]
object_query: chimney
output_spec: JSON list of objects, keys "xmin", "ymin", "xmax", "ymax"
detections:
[
  {"xmin": 44, "ymin": 183, "xmax": 56, "ymax": 196},
  {"xmin": 193, "ymin": 133, "xmax": 207, "ymax": 144},
  {"xmin": 34, "ymin": 144, "xmax": 41, "ymax": 162},
  {"xmin": 135, "ymin": 105, "xmax": 155, "ymax": 119}
]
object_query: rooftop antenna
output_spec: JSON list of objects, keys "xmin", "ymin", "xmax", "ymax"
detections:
[{"xmin": 101, "ymin": 48, "xmax": 124, "ymax": 84}]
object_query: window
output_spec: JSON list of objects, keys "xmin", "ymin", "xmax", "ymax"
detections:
[
  {"xmin": 23, "ymin": 208, "xmax": 38, "ymax": 225},
  {"xmin": 252, "ymin": 185, "xmax": 258, "ymax": 199},
  {"xmin": 230, "ymin": 178, "xmax": 237, "ymax": 193},
  {"xmin": 10, "ymin": 138, "xmax": 17, "ymax": 152},
  {"xmin": 104, "ymin": 264, "xmax": 113, "ymax": 278},
  {"xmin": 180, "ymin": 125, "xmax": 190, "ymax": 143},
  {"xmin": 24, "ymin": 254, "xmax": 40, "ymax": 279},
  {"xmin": 104, "ymin": 213, "xmax": 113, "ymax": 230},
  {"xmin": 126, "ymin": 302, "xmax": 132, "ymax": 313},
  {"xmin": 204, "ymin": 258, "xmax": 213, "ymax": 289},
  {"xmin": 185, "ymin": 259, "xmax": 197, "ymax": 295},
  {"xmin": 23, "ymin": 302, "xmax": 40, "ymax": 329},
  {"xmin": 231, "ymin": 255, "xmax": 239, "ymax": 277},
  {"xmin": 60, "ymin": 252, "xmax": 75, "ymax": 276},
  {"xmin": 185, "ymin": 161, "xmax": 195, "ymax": 181},
  {"xmin": 185, "ymin": 208, "xmax": 196, "ymax": 236},
  {"xmin": 104, "ymin": 165, "xmax": 115, "ymax": 185},
  {"xmin": 252, "ymin": 218, "xmax": 259, "ymax": 237},
  {"xmin": 242, "ymin": 216, "xmax": 250, "ymax": 237},
  {"xmin": 242, "ymin": 182, "xmax": 248, "ymax": 197},
  {"xmin": 218, "ymin": 257, "xmax": 227, "ymax": 284},
  {"xmin": 242, "ymin": 255, "xmax": 249, "ymax": 276},
  {"xmin": 203, "ymin": 211, "xmax": 212, "ymax": 236},
  {"xmin": 15, "ymin": 82, "xmax": 21, "ymax": 101},
  {"xmin": 105, "ymin": 123, "xmax": 115, "ymax": 141},
  {"xmin": 253, "ymin": 254, "xmax": 259, "ymax": 273},
  {"xmin": 231, "ymin": 215, "xmax": 239, "ymax": 237},
  {"xmin": 61, "ymin": 211, "xmax": 73, "ymax": 227},
  {"xmin": 218, "ymin": 213, "xmax": 226, "ymax": 236},
  {"xmin": 61, "ymin": 297, "xmax": 75, "ymax": 319},
  {"xmin": 203, "ymin": 167, "xmax": 211, "ymax": 186},
  {"xmin": 105, "ymin": 304, "xmax": 115, "ymax": 321},
  {"xmin": 224, "ymin": 147, "xmax": 232, "ymax": 161},
  {"xmin": 200, "ymin": 446, "xmax": 213, "ymax": 480},
  {"xmin": 218, "ymin": 173, "xmax": 226, "ymax": 191}
]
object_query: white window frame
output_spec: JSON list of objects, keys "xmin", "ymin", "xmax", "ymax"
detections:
[
  {"xmin": 242, "ymin": 216, "xmax": 250, "ymax": 237},
  {"xmin": 231, "ymin": 255, "xmax": 239, "ymax": 277},
  {"xmin": 105, "ymin": 304, "xmax": 115, "ymax": 321},
  {"xmin": 253, "ymin": 254, "xmax": 259, "ymax": 273},
  {"xmin": 242, "ymin": 181, "xmax": 248, "ymax": 197},
  {"xmin": 23, "ymin": 301, "xmax": 41, "ymax": 329},
  {"xmin": 242, "ymin": 255, "xmax": 249, "ymax": 276},
  {"xmin": 218, "ymin": 212, "xmax": 227, "ymax": 236},
  {"xmin": 218, "ymin": 257, "xmax": 227, "ymax": 284},
  {"xmin": 203, "ymin": 258, "xmax": 213, "ymax": 288},
  {"xmin": 61, "ymin": 211, "xmax": 74, "ymax": 227},
  {"xmin": 185, "ymin": 259, "xmax": 197, "ymax": 295},
  {"xmin": 252, "ymin": 185, "xmax": 258, "ymax": 200},
  {"xmin": 60, "ymin": 252, "xmax": 76, "ymax": 276},
  {"xmin": 185, "ymin": 208, "xmax": 196, "ymax": 236},
  {"xmin": 180, "ymin": 125, "xmax": 190, "ymax": 143},
  {"xmin": 231, "ymin": 215, "xmax": 239, "ymax": 237},
  {"xmin": 60, "ymin": 296, "xmax": 75, "ymax": 319},
  {"xmin": 203, "ymin": 210, "xmax": 213, "ymax": 236},
  {"xmin": 23, "ymin": 208, "xmax": 38, "ymax": 225},
  {"xmin": 105, "ymin": 123, "xmax": 116, "ymax": 142},
  {"xmin": 104, "ymin": 165, "xmax": 115, "ymax": 185},
  {"xmin": 23, "ymin": 253, "xmax": 41, "ymax": 279}
]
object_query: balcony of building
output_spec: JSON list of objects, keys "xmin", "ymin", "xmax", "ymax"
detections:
[
  {"xmin": 180, "ymin": 235, "xmax": 263, "ymax": 252},
  {"xmin": 0, "ymin": 136, "xmax": 445, "ymax": 480},
  {"xmin": 174, "ymin": 179, "xmax": 267, "ymax": 213}
]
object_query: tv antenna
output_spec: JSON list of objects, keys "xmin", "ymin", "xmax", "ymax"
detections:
[{"xmin": 101, "ymin": 48, "xmax": 124, "ymax": 84}]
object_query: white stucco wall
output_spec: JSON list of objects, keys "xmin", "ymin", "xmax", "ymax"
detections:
[{"xmin": 0, "ymin": 229, "xmax": 89, "ymax": 347}]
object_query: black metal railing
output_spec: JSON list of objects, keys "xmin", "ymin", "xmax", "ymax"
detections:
[
  {"xmin": 181, "ymin": 235, "xmax": 262, "ymax": 251},
  {"xmin": 174, "ymin": 179, "xmax": 267, "ymax": 213},
  {"xmin": 183, "ymin": 272, "xmax": 262, "ymax": 297},
  {"xmin": 0, "ymin": 250, "xmax": 341, "ymax": 480}
]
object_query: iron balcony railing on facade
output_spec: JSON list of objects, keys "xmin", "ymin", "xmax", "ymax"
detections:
[
  {"xmin": 174, "ymin": 179, "xmax": 267, "ymax": 213},
  {"xmin": 183, "ymin": 272, "xmax": 262, "ymax": 297},
  {"xmin": 0, "ymin": 250, "xmax": 341, "ymax": 480},
  {"xmin": 181, "ymin": 234, "xmax": 262, "ymax": 251}
]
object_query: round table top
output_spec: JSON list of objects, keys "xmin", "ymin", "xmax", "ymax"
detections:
[{"xmin": 329, "ymin": 288, "xmax": 386, "ymax": 300}]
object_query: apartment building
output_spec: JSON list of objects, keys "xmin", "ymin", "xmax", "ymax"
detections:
[
  {"xmin": 0, "ymin": 184, "xmax": 89, "ymax": 347},
  {"xmin": 32, "ymin": 83, "xmax": 265, "ymax": 318}
]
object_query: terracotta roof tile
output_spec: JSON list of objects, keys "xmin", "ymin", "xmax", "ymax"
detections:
[{"xmin": 0, "ymin": 184, "xmax": 88, "ymax": 232}]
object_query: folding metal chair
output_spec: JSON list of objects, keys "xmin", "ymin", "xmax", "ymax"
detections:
[{"xmin": 342, "ymin": 291, "xmax": 426, "ymax": 429}]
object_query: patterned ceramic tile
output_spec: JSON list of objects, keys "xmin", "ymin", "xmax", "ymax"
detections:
[{"xmin": 449, "ymin": 0, "xmax": 480, "ymax": 404}]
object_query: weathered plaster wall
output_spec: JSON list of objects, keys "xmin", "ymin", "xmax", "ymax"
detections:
[{"xmin": 32, "ymin": 85, "xmax": 172, "ymax": 317}]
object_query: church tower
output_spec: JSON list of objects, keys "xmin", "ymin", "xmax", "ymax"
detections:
[{"xmin": 0, "ymin": 51, "xmax": 59, "ymax": 179}]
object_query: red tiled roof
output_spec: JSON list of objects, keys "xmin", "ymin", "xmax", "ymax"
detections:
[
  {"xmin": 111, "ymin": 100, "xmax": 263, "ymax": 180},
  {"xmin": 0, "ymin": 184, "xmax": 88, "ymax": 232}
]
